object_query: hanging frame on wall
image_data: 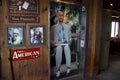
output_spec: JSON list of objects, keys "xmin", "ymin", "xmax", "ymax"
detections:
[
  {"xmin": 5, "ymin": 25, "xmax": 25, "ymax": 47},
  {"xmin": 28, "ymin": 25, "xmax": 45, "ymax": 46},
  {"xmin": 8, "ymin": 0, "xmax": 39, "ymax": 14},
  {"xmin": 7, "ymin": 0, "xmax": 39, "ymax": 23}
]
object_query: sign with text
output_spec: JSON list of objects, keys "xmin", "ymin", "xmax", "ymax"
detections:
[
  {"xmin": 12, "ymin": 48, "xmax": 40, "ymax": 61},
  {"xmin": 9, "ymin": 15, "xmax": 39, "ymax": 23}
]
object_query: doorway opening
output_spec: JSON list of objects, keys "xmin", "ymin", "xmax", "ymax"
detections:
[{"xmin": 49, "ymin": 1, "xmax": 87, "ymax": 80}]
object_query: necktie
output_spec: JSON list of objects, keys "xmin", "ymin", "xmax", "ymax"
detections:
[{"xmin": 58, "ymin": 25, "xmax": 66, "ymax": 43}]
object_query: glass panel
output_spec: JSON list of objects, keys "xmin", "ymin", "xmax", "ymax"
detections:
[
  {"xmin": 50, "ymin": 1, "xmax": 87, "ymax": 80},
  {"xmin": 115, "ymin": 22, "xmax": 119, "ymax": 37},
  {"xmin": 111, "ymin": 21, "xmax": 115, "ymax": 37},
  {"xmin": 111, "ymin": 21, "xmax": 119, "ymax": 37}
]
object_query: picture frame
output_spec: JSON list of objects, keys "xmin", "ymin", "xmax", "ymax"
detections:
[
  {"xmin": 28, "ymin": 25, "xmax": 45, "ymax": 45},
  {"xmin": 6, "ymin": 25, "xmax": 25, "ymax": 47},
  {"xmin": 8, "ymin": 0, "xmax": 39, "ymax": 15}
]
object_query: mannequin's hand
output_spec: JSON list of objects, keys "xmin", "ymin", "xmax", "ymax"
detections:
[{"xmin": 67, "ymin": 41, "xmax": 71, "ymax": 45}]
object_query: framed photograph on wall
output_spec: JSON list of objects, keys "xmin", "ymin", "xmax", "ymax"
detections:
[
  {"xmin": 6, "ymin": 25, "xmax": 25, "ymax": 47},
  {"xmin": 8, "ymin": 0, "xmax": 39, "ymax": 14},
  {"xmin": 28, "ymin": 25, "xmax": 45, "ymax": 45}
]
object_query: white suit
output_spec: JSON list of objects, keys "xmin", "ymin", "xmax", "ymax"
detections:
[{"xmin": 51, "ymin": 23, "xmax": 71, "ymax": 69}]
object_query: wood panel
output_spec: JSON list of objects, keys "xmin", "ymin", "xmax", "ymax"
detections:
[
  {"xmin": 0, "ymin": 3, "xmax": 2, "ymax": 79},
  {"xmin": 1, "ymin": 0, "xmax": 49, "ymax": 80},
  {"xmin": 83, "ymin": 0, "xmax": 102, "ymax": 77},
  {"xmin": 0, "ymin": 0, "xmax": 103, "ymax": 80},
  {"xmin": 99, "ymin": 10, "xmax": 111, "ymax": 70}
]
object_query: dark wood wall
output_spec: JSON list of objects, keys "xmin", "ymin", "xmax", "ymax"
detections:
[
  {"xmin": 0, "ymin": 0, "xmax": 49, "ymax": 80},
  {"xmin": 83, "ymin": 0, "xmax": 102, "ymax": 77},
  {"xmin": 0, "ymin": 1, "xmax": 2, "ymax": 78},
  {"xmin": 0, "ymin": 0, "xmax": 102, "ymax": 80}
]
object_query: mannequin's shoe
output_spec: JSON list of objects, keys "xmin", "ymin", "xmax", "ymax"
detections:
[
  {"xmin": 56, "ymin": 70, "xmax": 60, "ymax": 78},
  {"xmin": 66, "ymin": 68, "xmax": 71, "ymax": 75}
]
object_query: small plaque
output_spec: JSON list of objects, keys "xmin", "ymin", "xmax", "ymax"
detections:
[{"xmin": 9, "ymin": 15, "xmax": 39, "ymax": 23}]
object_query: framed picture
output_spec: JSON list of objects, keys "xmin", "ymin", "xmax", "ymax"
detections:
[
  {"xmin": 8, "ymin": 0, "xmax": 39, "ymax": 14},
  {"xmin": 28, "ymin": 25, "xmax": 45, "ymax": 45},
  {"xmin": 6, "ymin": 25, "xmax": 25, "ymax": 47}
]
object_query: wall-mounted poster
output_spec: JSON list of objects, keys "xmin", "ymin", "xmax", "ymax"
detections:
[
  {"xmin": 8, "ymin": 0, "xmax": 39, "ymax": 14},
  {"xmin": 50, "ymin": 1, "xmax": 87, "ymax": 80},
  {"xmin": 6, "ymin": 25, "xmax": 25, "ymax": 47},
  {"xmin": 28, "ymin": 25, "xmax": 44, "ymax": 45}
]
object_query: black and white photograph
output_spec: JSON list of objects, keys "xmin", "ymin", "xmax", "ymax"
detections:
[
  {"xmin": 6, "ymin": 25, "xmax": 25, "ymax": 47},
  {"xmin": 0, "ymin": 0, "xmax": 2, "ymax": 6},
  {"xmin": 29, "ymin": 25, "xmax": 44, "ymax": 45}
]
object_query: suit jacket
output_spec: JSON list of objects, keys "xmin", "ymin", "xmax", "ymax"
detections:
[{"xmin": 51, "ymin": 23, "xmax": 71, "ymax": 43}]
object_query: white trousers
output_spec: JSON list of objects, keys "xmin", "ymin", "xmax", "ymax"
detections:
[{"xmin": 55, "ymin": 45, "xmax": 71, "ymax": 69}]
